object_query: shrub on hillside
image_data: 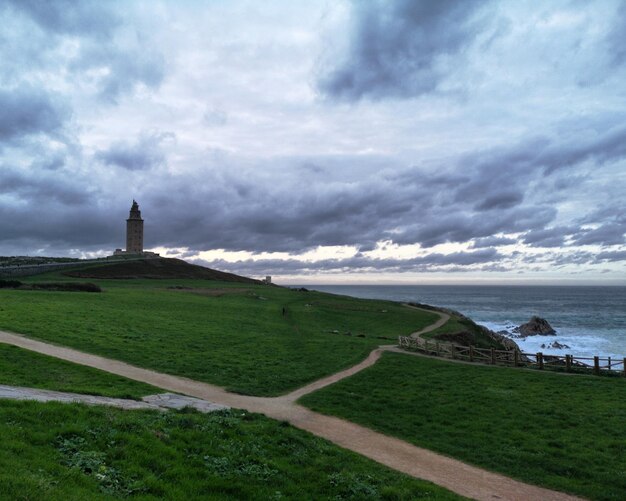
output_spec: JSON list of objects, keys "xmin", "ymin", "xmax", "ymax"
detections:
[
  {"xmin": 30, "ymin": 282, "xmax": 102, "ymax": 293},
  {"xmin": 0, "ymin": 279, "xmax": 23, "ymax": 288}
]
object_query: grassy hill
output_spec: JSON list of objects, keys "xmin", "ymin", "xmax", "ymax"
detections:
[
  {"xmin": 0, "ymin": 266, "xmax": 439, "ymax": 396},
  {"xmin": 64, "ymin": 257, "xmax": 262, "ymax": 283}
]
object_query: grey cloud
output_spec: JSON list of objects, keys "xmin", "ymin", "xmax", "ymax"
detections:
[
  {"xmin": 0, "ymin": 87, "xmax": 68, "ymax": 141},
  {"xmin": 522, "ymin": 227, "xmax": 575, "ymax": 248},
  {"xmin": 0, "ymin": 168, "xmax": 91, "ymax": 206},
  {"xmin": 474, "ymin": 190, "xmax": 524, "ymax": 211},
  {"xmin": 574, "ymin": 223, "xmax": 626, "ymax": 246},
  {"xmin": 74, "ymin": 44, "xmax": 165, "ymax": 103},
  {"xmin": 471, "ymin": 235, "xmax": 518, "ymax": 248},
  {"xmin": 203, "ymin": 108, "xmax": 228, "ymax": 127},
  {"xmin": 195, "ymin": 248, "xmax": 502, "ymax": 276},
  {"xmin": 4, "ymin": 0, "xmax": 164, "ymax": 104},
  {"xmin": 396, "ymin": 205, "xmax": 556, "ymax": 248},
  {"xmin": 5, "ymin": 0, "xmax": 120, "ymax": 40},
  {"xmin": 456, "ymin": 124, "xmax": 626, "ymax": 190},
  {"xmin": 608, "ymin": 2, "xmax": 626, "ymax": 65},
  {"xmin": 0, "ymin": 205, "xmax": 118, "ymax": 250},
  {"xmin": 595, "ymin": 250, "xmax": 626, "ymax": 262},
  {"xmin": 95, "ymin": 131, "xmax": 174, "ymax": 171},
  {"xmin": 317, "ymin": 0, "xmax": 488, "ymax": 100}
]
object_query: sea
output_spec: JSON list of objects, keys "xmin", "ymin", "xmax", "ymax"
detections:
[{"xmin": 299, "ymin": 285, "xmax": 626, "ymax": 359}]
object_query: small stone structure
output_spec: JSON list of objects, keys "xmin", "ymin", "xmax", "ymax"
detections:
[{"xmin": 264, "ymin": 276, "xmax": 272, "ymax": 284}]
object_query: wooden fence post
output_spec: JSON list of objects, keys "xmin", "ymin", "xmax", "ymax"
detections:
[
  {"xmin": 490, "ymin": 347, "xmax": 496, "ymax": 365},
  {"xmin": 565, "ymin": 354, "xmax": 571, "ymax": 372},
  {"xmin": 469, "ymin": 345, "xmax": 474, "ymax": 362},
  {"xmin": 623, "ymin": 358, "xmax": 626, "ymax": 377},
  {"xmin": 608, "ymin": 356, "xmax": 611, "ymax": 371},
  {"xmin": 514, "ymin": 350, "xmax": 519, "ymax": 367},
  {"xmin": 594, "ymin": 356, "xmax": 600, "ymax": 376},
  {"xmin": 436, "ymin": 342, "xmax": 440, "ymax": 357},
  {"xmin": 537, "ymin": 352, "xmax": 543, "ymax": 370}
]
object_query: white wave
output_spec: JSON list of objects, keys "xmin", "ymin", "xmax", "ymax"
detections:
[{"xmin": 476, "ymin": 321, "xmax": 626, "ymax": 364}]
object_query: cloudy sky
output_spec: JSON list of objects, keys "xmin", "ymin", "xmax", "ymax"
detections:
[{"xmin": 1, "ymin": 0, "xmax": 625, "ymax": 284}]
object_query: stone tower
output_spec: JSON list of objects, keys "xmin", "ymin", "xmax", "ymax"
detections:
[{"xmin": 126, "ymin": 200, "xmax": 144, "ymax": 253}]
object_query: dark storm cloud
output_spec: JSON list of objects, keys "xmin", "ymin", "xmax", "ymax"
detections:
[
  {"xmin": 474, "ymin": 190, "xmax": 524, "ymax": 211},
  {"xmin": 394, "ymin": 206, "xmax": 556, "ymax": 249},
  {"xmin": 0, "ymin": 165, "xmax": 126, "ymax": 251},
  {"xmin": 95, "ymin": 132, "xmax": 173, "ymax": 171},
  {"xmin": 317, "ymin": 0, "xmax": 488, "ymax": 100},
  {"xmin": 0, "ymin": 87, "xmax": 68, "ymax": 141},
  {"xmin": 4, "ymin": 118, "xmax": 623, "ymax": 267},
  {"xmin": 134, "ymin": 150, "xmax": 563, "ymax": 256},
  {"xmin": 0, "ymin": 203, "xmax": 118, "ymax": 249},
  {"xmin": 140, "ymin": 118, "xmax": 626, "ymax": 254},
  {"xmin": 0, "ymin": 168, "xmax": 90, "ymax": 206}
]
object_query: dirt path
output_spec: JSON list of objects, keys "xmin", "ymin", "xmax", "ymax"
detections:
[
  {"xmin": 405, "ymin": 304, "xmax": 451, "ymax": 340},
  {"xmin": 0, "ymin": 328, "xmax": 581, "ymax": 501}
]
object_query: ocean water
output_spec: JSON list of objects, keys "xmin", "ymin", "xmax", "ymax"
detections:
[{"xmin": 299, "ymin": 285, "xmax": 626, "ymax": 359}]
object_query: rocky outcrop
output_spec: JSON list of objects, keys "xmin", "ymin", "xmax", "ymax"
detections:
[
  {"xmin": 408, "ymin": 302, "xmax": 523, "ymax": 352},
  {"xmin": 432, "ymin": 331, "xmax": 476, "ymax": 345},
  {"xmin": 514, "ymin": 316, "xmax": 556, "ymax": 337},
  {"xmin": 486, "ymin": 328, "xmax": 522, "ymax": 351},
  {"xmin": 541, "ymin": 341, "xmax": 570, "ymax": 350}
]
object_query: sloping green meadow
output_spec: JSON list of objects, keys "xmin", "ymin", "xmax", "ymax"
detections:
[
  {"xmin": 300, "ymin": 352, "xmax": 626, "ymax": 500},
  {"xmin": 0, "ymin": 344, "xmax": 158, "ymax": 399},
  {"xmin": 0, "ymin": 401, "xmax": 460, "ymax": 500},
  {"xmin": 0, "ymin": 278, "xmax": 438, "ymax": 395}
]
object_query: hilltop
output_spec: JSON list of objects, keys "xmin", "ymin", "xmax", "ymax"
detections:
[{"xmin": 63, "ymin": 257, "xmax": 261, "ymax": 284}]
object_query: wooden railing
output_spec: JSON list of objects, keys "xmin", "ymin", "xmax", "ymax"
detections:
[{"xmin": 398, "ymin": 335, "xmax": 626, "ymax": 376}]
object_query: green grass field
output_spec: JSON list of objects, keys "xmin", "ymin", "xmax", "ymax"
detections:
[
  {"xmin": 0, "ymin": 277, "xmax": 438, "ymax": 396},
  {"xmin": 0, "ymin": 344, "xmax": 157, "ymax": 399},
  {"xmin": 300, "ymin": 352, "xmax": 626, "ymax": 500},
  {"xmin": 0, "ymin": 400, "xmax": 460, "ymax": 500}
]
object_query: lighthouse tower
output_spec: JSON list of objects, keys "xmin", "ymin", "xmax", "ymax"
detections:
[{"xmin": 125, "ymin": 200, "xmax": 144, "ymax": 253}]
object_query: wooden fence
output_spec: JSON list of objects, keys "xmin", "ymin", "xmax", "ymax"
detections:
[{"xmin": 398, "ymin": 335, "xmax": 626, "ymax": 376}]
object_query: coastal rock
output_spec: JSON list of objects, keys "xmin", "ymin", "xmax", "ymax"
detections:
[
  {"xmin": 514, "ymin": 316, "xmax": 556, "ymax": 337},
  {"xmin": 407, "ymin": 302, "xmax": 523, "ymax": 353},
  {"xmin": 541, "ymin": 341, "xmax": 570, "ymax": 350}
]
